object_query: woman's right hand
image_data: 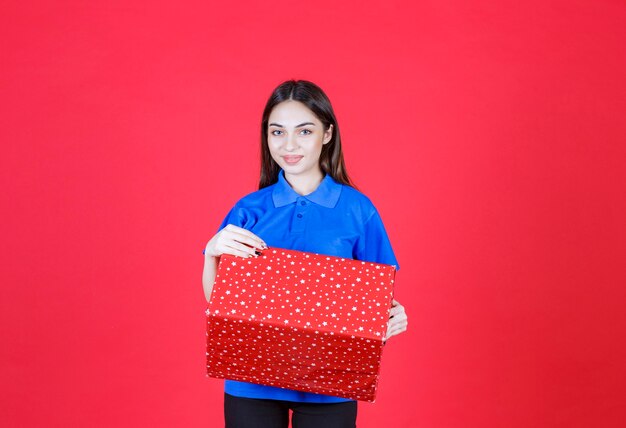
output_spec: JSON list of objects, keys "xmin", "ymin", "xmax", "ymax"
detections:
[{"xmin": 204, "ymin": 224, "xmax": 267, "ymax": 259}]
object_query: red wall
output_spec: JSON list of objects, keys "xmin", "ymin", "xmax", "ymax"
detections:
[{"xmin": 2, "ymin": 1, "xmax": 625, "ymax": 427}]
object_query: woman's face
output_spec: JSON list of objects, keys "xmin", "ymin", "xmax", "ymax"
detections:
[{"xmin": 267, "ymin": 100, "xmax": 333, "ymax": 180}]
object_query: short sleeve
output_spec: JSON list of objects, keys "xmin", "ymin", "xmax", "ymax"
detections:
[
  {"xmin": 202, "ymin": 204, "xmax": 247, "ymax": 255},
  {"xmin": 216, "ymin": 204, "xmax": 248, "ymax": 233},
  {"xmin": 353, "ymin": 209, "xmax": 400, "ymax": 270}
]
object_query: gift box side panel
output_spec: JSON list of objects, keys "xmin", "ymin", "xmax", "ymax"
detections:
[{"xmin": 206, "ymin": 314, "xmax": 384, "ymax": 402}]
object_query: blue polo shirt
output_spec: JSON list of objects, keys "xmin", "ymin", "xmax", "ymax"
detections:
[{"xmin": 206, "ymin": 168, "xmax": 400, "ymax": 403}]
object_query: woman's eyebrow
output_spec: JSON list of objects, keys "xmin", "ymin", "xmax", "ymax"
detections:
[{"xmin": 269, "ymin": 122, "xmax": 316, "ymax": 128}]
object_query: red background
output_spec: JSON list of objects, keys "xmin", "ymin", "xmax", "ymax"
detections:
[{"xmin": 2, "ymin": 1, "xmax": 625, "ymax": 427}]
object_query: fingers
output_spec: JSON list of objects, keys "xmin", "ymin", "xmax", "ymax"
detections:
[
  {"xmin": 224, "ymin": 224, "xmax": 266, "ymax": 249},
  {"xmin": 212, "ymin": 224, "xmax": 268, "ymax": 258},
  {"xmin": 388, "ymin": 301, "xmax": 405, "ymax": 319},
  {"xmin": 388, "ymin": 313, "xmax": 408, "ymax": 328},
  {"xmin": 226, "ymin": 234, "xmax": 265, "ymax": 255},
  {"xmin": 224, "ymin": 232, "xmax": 263, "ymax": 251},
  {"xmin": 385, "ymin": 320, "xmax": 408, "ymax": 340},
  {"xmin": 386, "ymin": 304, "xmax": 408, "ymax": 340},
  {"xmin": 228, "ymin": 233, "xmax": 261, "ymax": 251},
  {"xmin": 385, "ymin": 327, "xmax": 405, "ymax": 340},
  {"xmin": 389, "ymin": 305, "xmax": 403, "ymax": 317},
  {"xmin": 220, "ymin": 241, "xmax": 258, "ymax": 258}
]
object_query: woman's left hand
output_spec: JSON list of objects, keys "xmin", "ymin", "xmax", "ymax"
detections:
[{"xmin": 385, "ymin": 299, "xmax": 408, "ymax": 341}]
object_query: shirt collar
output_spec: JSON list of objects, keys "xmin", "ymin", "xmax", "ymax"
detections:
[{"xmin": 272, "ymin": 169, "xmax": 342, "ymax": 208}]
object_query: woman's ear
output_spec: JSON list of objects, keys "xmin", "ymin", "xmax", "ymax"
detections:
[{"xmin": 323, "ymin": 124, "xmax": 333, "ymax": 145}]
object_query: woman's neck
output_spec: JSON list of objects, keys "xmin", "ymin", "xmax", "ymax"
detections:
[{"xmin": 283, "ymin": 169, "xmax": 324, "ymax": 196}]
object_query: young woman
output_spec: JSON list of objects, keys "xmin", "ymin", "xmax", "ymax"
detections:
[{"xmin": 202, "ymin": 79, "xmax": 408, "ymax": 428}]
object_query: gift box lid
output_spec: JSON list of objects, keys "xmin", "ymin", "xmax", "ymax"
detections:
[{"xmin": 207, "ymin": 247, "xmax": 396, "ymax": 340}]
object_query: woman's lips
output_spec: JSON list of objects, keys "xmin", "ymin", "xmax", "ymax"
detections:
[{"xmin": 283, "ymin": 155, "xmax": 303, "ymax": 165}]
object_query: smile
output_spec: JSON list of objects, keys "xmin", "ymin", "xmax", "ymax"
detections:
[{"xmin": 282, "ymin": 156, "xmax": 303, "ymax": 165}]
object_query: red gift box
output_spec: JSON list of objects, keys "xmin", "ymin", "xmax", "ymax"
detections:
[{"xmin": 205, "ymin": 246, "xmax": 396, "ymax": 402}]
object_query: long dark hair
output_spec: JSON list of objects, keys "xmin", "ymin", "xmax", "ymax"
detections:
[{"xmin": 258, "ymin": 79, "xmax": 357, "ymax": 190}]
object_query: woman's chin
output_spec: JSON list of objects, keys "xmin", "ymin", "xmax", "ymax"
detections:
[{"xmin": 281, "ymin": 163, "xmax": 304, "ymax": 173}]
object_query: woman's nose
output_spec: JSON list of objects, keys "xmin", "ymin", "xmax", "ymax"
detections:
[{"xmin": 284, "ymin": 133, "xmax": 298, "ymax": 151}]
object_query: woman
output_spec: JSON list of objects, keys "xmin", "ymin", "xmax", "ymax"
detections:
[{"xmin": 202, "ymin": 79, "xmax": 408, "ymax": 428}]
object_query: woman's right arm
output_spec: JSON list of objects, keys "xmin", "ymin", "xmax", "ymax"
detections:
[{"xmin": 202, "ymin": 224, "xmax": 267, "ymax": 303}]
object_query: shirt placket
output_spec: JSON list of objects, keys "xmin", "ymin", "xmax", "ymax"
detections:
[{"xmin": 292, "ymin": 197, "xmax": 309, "ymax": 233}]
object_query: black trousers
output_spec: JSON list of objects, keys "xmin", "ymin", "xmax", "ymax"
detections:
[{"xmin": 224, "ymin": 392, "xmax": 358, "ymax": 428}]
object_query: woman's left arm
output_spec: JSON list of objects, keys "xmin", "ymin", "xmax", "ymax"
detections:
[{"xmin": 385, "ymin": 299, "xmax": 408, "ymax": 340}]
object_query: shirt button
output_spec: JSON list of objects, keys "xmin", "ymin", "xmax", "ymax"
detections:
[
  {"xmin": 297, "ymin": 213, "xmax": 303, "ymax": 218},
  {"xmin": 300, "ymin": 201, "xmax": 306, "ymax": 206}
]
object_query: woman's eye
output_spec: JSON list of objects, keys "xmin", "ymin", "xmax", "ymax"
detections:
[
  {"xmin": 271, "ymin": 130, "xmax": 283, "ymax": 136},
  {"xmin": 300, "ymin": 129, "xmax": 312, "ymax": 135}
]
